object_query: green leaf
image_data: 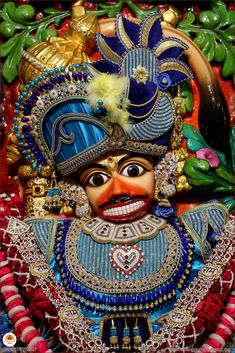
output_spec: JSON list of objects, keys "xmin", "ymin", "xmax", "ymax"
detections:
[
  {"xmin": 194, "ymin": 32, "xmax": 208, "ymax": 47},
  {"xmin": 223, "ymin": 24, "xmax": 235, "ymax": 42},
  {"xmin": 43, "ymin": 7, "xmax": 64, "ymax": 15},
  {"xmin": 222, "ymin": 44, "xmax": 235, "ymax": 77},
  {"xmin": 184, "ymin": 158, "xmax": 214, "ymax": 186},
  {"xmin": 99, "ymin": 1, "xmax": 124, "ymax": 18},
  {"xmin": 219, "ymin": 196, "xmax": 235, "ymax": 212},
  {"xmin": 177, "ymin": 1, "xmax": 235, "ymax": 78},
  {"xmin": 2, "ymin": 31, "xmax": 26, "ymax": 83},
  {"xmin": 211, "ymin": 0, "xmax": 227, "ymax": 26},
  {"xmin": 199, "ymin": 10, "xmax": 220, "ymax": 29},
  {"xmin": 183, "ymin": 124, "xmax": 207, "ymax": 152},
  {"xmin": 0, "ymin": 35, "xmax": 18, "ymax": 57},
  {"xmin": 225, "ymin": 10, "xmax": 235, "ymax": 26},
  {"xmin": 180, "ymin": 11, "xmax": 196, "ymax": 27},
  {"xmin": 214, "ymin": 43, "xmax": 226, "ymax": 62},
  {"xmin": 215, "ymin": 166, "xmax": 235, "ymax": 184}
]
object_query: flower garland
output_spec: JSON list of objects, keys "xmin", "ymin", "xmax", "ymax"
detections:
[
  {"xmin": 0, "ymin": 251, "xmax": 52, "ymax": 353},
  {"xmin": 0, "ymin": 177, "xmax": 52, "ymax": 352}
]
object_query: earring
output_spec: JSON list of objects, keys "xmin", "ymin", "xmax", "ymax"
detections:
[
  {"xmin": 154, "ymin": 152, "xmax": 177, "ymax": 207},
  {"xmin": 58, "ymin": 179, "xmax": 91, "ymax": 219},
  {"xmin": 43, "ymin": 171, "xmax": 62, "ymax": 213},
  {"xmin": 170, "ymin": 85, "xmax": 192, "ymax": 192}
]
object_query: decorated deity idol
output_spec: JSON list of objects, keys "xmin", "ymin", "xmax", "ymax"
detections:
[{"xmin": 0, "ymin": 11, "xmax": 234, "ymax": 353}]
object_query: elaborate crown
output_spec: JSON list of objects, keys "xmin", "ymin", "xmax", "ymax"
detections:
[{"xmin": 14, "ymin": 13, "xmax": 192, "ymax": 176}]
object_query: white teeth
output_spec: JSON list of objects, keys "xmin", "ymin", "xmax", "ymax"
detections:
[{"xmin": 103, "ymin": 201, "xmax": 145, "ymax": 217}]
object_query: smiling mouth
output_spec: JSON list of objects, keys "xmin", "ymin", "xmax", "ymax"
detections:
[
  {"xmin": 98, "ymin": 196, "xmax": 150, "ymax": 222},
  {"xmin": 103, "ymin": 200, "xmax": 145, "ymax": 217}
]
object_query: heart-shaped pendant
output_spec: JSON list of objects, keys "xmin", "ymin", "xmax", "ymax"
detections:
[{"xmin": 109, "ymin": 245, "xmax": 144, "ymax": 278}]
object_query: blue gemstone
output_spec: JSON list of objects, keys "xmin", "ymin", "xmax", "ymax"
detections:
[
  {"xmin": 19, "ymin": 142, "xmax": 24, "ymax": 147},
  {"xmin": 22, "ymin": 91, "xmax": 28, "ymax": 97},
  {"xmin": 60, "ymin": 67, "xmax": 65, "ymax": 72},
  {"xmin": 72, "ymin": 72, "xmax": 78, "ymax": 81},
  {"xmin": 46, "ymin": 82, "xmax": 53, "ymax": 89},
  {"xmin": 34, "ymin": 78, "xmax": 39, "ymax": 84},
  {"xmin": 59, "ymin": 74, "xmax": 65, "ymax": 82},
  {"xmin": 13, "ymin": 125, "xmax": 18, "ymax": 131},
  {"xmin": 50, "ymin": 78, "xmax": 56, "ymax": 85},
  {"xmin": 49, "ymin": 70, "xmax": 54, "ymax": 75},
  {"xmin": 83, "ymin": 73, "xmax": 88, "ymax": 81},
  {"xmin": 32, "ymin": 165, "xmax": 37, "ymax": 169},
  {"xmin": 13, "ymin": 117, "xmax": 17, "ymax": 122},
  {"xmin": 68, "ymin": 65, "xmax": 73, "ymax": 71},
  {"xmin": 15, "ymin": 103, "xmax": 20, "ymax": 108},
  {"xmin": 65, "ymin": 73, "xmax": 71, "ymax": 81},
  {"xmin": 37, "ymin": 85, "xmax": 43, "ymax": 92},
  {"xmin": 100, "ymin": 106, "xmax": 107, "ymax": 114},
  {"xmin": 82, "ymin": 64, "xmax": 87, "ymax": 70},
  {"xmin": 54, "ymin": 68, "xmax": 59, "ymax": 73},
  {"xmin": 22, "ymin": 125, "xmax": 30, "ymax": 132},
  {"xmin": 25, "ymin": 84, "xmax": 30, "ymax": 90},
  {"xmin": 75, "ymin": 63, "xmax": 80, "ymax": 69},
  {"xmin": 22, "ymin": 117, "xmax": 30, "ymax": 122},
  {"xmin": 15, "ymin": 110, "xmax": 20, "ymax": 114},
  {"xmin": 16, "ymin": 133, "xmax": 21, "ymax": 139}
]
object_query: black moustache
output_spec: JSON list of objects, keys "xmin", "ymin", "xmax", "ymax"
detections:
[{"xmin": 98, "ymin": 194, "xmax": 147, "ymax": 209}]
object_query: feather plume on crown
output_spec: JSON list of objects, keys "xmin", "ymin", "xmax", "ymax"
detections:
[{"xmin": 86, "ymin": 73, "xmax": 130, "ymax": 130}]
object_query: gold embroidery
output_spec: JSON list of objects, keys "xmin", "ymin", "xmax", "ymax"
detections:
[
  {"xmin": 117, "ymin": 15, "xmax": 133, "ymax": 49},
  {"xmin": 66, "ymin": 222, "xmax": 182, "ymax": 294}
]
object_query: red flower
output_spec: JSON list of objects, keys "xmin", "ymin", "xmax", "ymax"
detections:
[
  {"xmin": 200, "ymin": 300, "xmax": 222, "ymax": 330},
  {"xmin": 0, "ymin": 177, "xmax": 19, "ymax": 194}
]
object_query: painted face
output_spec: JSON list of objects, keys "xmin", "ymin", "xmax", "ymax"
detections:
[{"xmin": 79, "ymin": 153, "xmax": 155, "ymax": 223}]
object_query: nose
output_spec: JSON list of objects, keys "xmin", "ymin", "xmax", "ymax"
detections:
[{"xmin": 107, "ymin": 174, "xmax": 130, "ymax": 200}]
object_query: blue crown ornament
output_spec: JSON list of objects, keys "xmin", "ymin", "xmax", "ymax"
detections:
[{"xmin": 14, "ymin": 13, "xmax": 192, "ymax": 176}]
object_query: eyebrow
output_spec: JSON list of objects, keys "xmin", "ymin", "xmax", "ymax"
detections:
[{"xmin": 79, "ymin": 153, "xmax": 152, "ymax": 178}]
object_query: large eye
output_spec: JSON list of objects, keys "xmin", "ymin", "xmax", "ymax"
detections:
[
  {"xmin": 121, "ymin": 164, "xmax": 145, "ymax": 177},
  {"xmin": 87, "ymin": 173, "xmax": 110, "ymax": 186}
]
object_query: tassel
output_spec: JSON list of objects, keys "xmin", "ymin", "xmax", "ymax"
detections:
[
  {"xmin": 109, "ymin": 319, "xmax": 119, "ymax": 350},
  {"xmin": 122, "ymin": 319, "xmax": 131, "ymax": 350},
  {"xmin": 43, "ymin": 172, "xmax": 62, "ymax": 213},
  {"xmin": 133, "ymin": 319, "xmax": 142, "ymax": 350}
]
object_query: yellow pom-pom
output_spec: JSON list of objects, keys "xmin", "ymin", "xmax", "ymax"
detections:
[{"xmin": 87, "ymin": 73, "xmax": 129, "ymax": 130}]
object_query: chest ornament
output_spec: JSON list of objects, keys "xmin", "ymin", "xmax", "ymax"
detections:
[
  {"xmin": 109, "ymin": 245, "xmax": 144, "ymax": 278},
  {"xmin": 54, "ymin": 217, "xmax": 194, "ymax": 316}
]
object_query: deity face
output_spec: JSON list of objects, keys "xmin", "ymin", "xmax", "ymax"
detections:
[{"xmin": 79, "ymin": 153, "xmax": 155, "ymax": 223}]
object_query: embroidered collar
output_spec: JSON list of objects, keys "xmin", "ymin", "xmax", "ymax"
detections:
[
  {"xmin": 82, "ymin": 214, "xmax": 166, "ymax": 244},
  {"xmin": 54, "ymin": 217, "xmax": 195, "ymax": 314}
]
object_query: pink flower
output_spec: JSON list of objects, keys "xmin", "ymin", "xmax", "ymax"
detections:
[{"xmin": 196, "ymin": 148, "xmax": 220, "ymax": 168}]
